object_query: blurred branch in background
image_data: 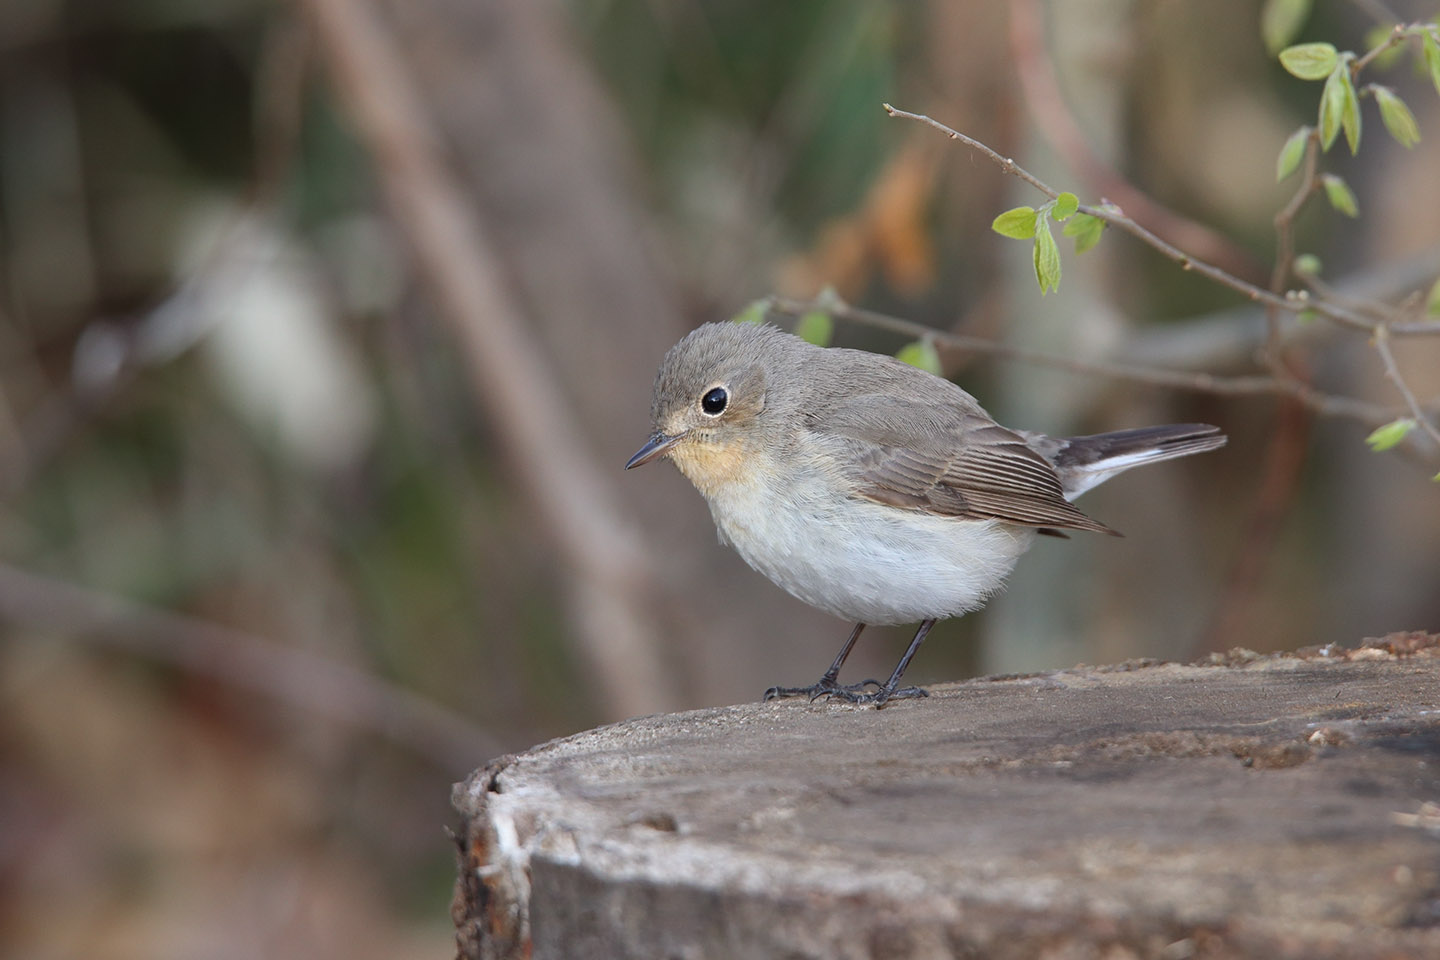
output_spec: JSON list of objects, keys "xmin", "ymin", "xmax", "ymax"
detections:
[
  {"xmin": 298, "ymin": 0, "xmax": 675, "ymax": 718},
  {"xmin": 1006, "ymin": 0, "xmax": 1266, "ymax": 283},
  {"xmin": 0, "ymin": 563, "xmax": 494, "ymax": 772},
  {"xmin": 768, "ymin": 293, "xmax": 1401, "ymax": 428}
]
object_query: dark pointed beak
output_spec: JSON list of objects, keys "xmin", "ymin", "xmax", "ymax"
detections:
[{"xmin": 625, "ymin": 430, "xmax": 687, "ymax": 469}]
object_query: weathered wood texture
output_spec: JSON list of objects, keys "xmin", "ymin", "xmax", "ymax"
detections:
[{"xmin": 453, "ymin": 636, "xmax": 1440, "ymax": 959}]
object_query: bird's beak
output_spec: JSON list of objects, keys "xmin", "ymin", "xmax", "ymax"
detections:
[{"xmin": 625, "ymin": 430, "xmax": 687, "ymax": 469}]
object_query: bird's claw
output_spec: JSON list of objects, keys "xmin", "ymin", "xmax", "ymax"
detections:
[
  {"xmin": 822, "ymin": 684, "xmax": 929, "ymax": 707},
  {"xmin": 762, "ymin": 677, "xmax": 883, "ymax": 702}
]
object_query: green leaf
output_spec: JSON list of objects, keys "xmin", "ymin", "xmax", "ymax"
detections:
[
  {"xmin": 1280, "ymin": 42, "xmax": 1338, "ymax": 79},
  {"xmin": 1426, "ymin": 276, "xmax": 1440, "ymax": 316},
  {"xmin": 1276, "ymin": 126, "xmax": 1310, "ymax": 180},
  {"xmin": 1321, "ymin": 174, "xmax": 1359, "ymax": 217},
  {"xmin": 1424, "ymin": 31, "xmax": 1440, "ymax": 98},
  {"xmin": 992, "ymin": 206, "xmax": 1038, "ymax": 239},
  {"xmin": 1366, "ymin": 418, "xmax": 1416, "ymax": 451},
  {"xmin": 1033, "ymin": 216, "xmax": 1061, "ymax": 295},
  {"xmin": 1319, "ymin": 66, "xmax": 1346, "ymax": 150},
  {"xmin": 794, "ymin": 310, "xmax": 834, "ymax": 347},
  {"xmin": 1297, "ymin": 308, "xmax": 1319, "ymax": 324},
  {"xmin": 1052, "ymin": 192, "xmax": 1079, "ymax": 221},
  {"xmin": 1339, "ymin": 67, "xmax": 1362, "ymax": 153},
  {"xmin": 1373, "ymin": 86, "xmax": 1421, "ymax": 147},
  {"xmin": 895, "ymin": 339, "xmax": 942, "ymax": 376},
  {"xmin": 731, "ymin": 299, "xmax": 768, "ymax": 325},
  {"xmin": 1061, "ymin": 212, "xmax": 1106, "ymax": 254},
  {"xmin": 1262, "ymin": 0, "xmax": 1313, "ymax": 55},
  {"xmin": 1293, "ymin": 253, "xmax": 1322, "ymax": 275}
]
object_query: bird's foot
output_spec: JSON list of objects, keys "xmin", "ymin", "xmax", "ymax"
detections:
[
  {"xmin": 823, "ymin": 684, "xmax": 929, "ymax": 708},
  {"xmin": 762, "ymin": 677, "xmax": 882, "ymax": 702}
]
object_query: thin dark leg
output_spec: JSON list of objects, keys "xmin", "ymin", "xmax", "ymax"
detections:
[
  {"xmin": 829, "ymin": 619, "xmax": 935, "ymax": 707},
  {"xmin": 763, "ymin": 623, "xmax": 881, "ymax": 701}
]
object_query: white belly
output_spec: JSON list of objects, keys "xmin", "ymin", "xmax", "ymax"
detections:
[{"xmin": 704, "ymin": 472, "xmax": 1034, "ymax": 625}]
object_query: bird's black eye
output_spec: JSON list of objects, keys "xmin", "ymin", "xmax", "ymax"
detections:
[{"xmin": 700, "ymin": 387, "xmax": 728, "ymax": 416}]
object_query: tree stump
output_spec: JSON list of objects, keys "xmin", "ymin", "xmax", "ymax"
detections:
[{"xmin": 453, "ymin": 636, "xmax": 1440, "ymax": 959}]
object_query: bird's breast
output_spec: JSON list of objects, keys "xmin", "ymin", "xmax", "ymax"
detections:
[{"xmin": 698, "ymin": 456, "xmax": 1034, "ymax": 624}]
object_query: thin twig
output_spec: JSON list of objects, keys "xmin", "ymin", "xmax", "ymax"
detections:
[
  {"xmin": 882, "ymin": 104, "xmax": 1440, "ymax": 338},
  {"xmin": 1351, "ymin": 22, "xmax": 1409, "ymax": 73},
  {"xmin": 1374, "ymin": 324, "xmax": 1440, "ymax": 450},
  {"xmin": 1267, "ymin": 129, "xmax": 1322, "ymax": 368},
  {"xmin": 767, "ymin": 296, "xmax": 1397, "ymax": 427},
  {"xmin": 1301, "ymin": 272, "xmax": 1401, "ymax": 322}
]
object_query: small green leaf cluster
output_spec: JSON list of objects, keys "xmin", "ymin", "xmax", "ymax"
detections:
[
  {"xmin": 1277, "ymin": 22, "xmax": 1440, "ymax": 161},
  {"xmin": 1272, "ymin": 19, "xmax": 1440, "ymax": 466},
  {"xmin": 990, "ymin": 192, "xmax": 1103, "ymax": 296},
  {"xmin": 1278, "ymin": 43, "xmax": 1364, "ymax": 153}
]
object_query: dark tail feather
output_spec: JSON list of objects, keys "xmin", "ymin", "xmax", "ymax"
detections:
[{"xmin": 1052, "ymin": 423, "xmax": 1226, "ymax": 498}]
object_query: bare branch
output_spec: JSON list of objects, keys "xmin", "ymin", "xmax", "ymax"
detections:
[
  {"xmin": 300, "ymin": 0, "xmax": 676, "ymax": 717},
  {"xmin": 767, "ymin": 296, "xmax": 1398, "ymax": 427},
  {"xmin": 1373, "ymin": 324, "xmax": 1440, "ymax": 451},
  {"xmin": 0, "ymin": 564, "xmax": 498, "ymax": 772},
  {"xmin": 1351, "ymin": 22, "xmax": 1408, "ymax": 73}
]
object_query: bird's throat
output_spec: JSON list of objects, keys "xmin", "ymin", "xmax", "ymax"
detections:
[{"xmin": 668, "ymin": 437, "xmax": 757, "ymax": 499}]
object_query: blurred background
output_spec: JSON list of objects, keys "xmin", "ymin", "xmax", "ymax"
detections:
[{"xmin": 2, "ymin": 0, "xmax": 1438, "ymax": 956}]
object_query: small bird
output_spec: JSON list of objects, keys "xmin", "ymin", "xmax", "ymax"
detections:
[{"xmin": 626, "ymin": 322, "xmax": 1225, "ymax": 706}]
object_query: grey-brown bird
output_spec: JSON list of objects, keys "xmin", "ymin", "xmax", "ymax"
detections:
[{"xmin": 627, "ymin": 322, "xmax": 1225, "ymax": 705}]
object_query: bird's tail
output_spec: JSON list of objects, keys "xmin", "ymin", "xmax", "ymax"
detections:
[{"xmin": 1050, "ymin": 423, "xmax": 1226, "ymax": 500}]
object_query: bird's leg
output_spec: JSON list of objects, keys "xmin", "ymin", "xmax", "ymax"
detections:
[
  {"xmin": 762, "ymin": 623, "xmax": 881, "ymax": 701},
  {"xmin": 827, "ymin": 620, "xmax": 935, "ymax": 707}
]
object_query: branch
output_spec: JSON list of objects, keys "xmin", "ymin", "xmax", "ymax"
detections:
[
  {"xmin": 880, "ymin": 103, "xmax": 1440, "ymax": 465},
  {"xmin": 1267, "ymin": 129, "xmax": 1322, "ymax": 366},
  {"xmin": 0, "ymin": 564, "xmax": 497, "ymax": 772},
  {"xmin": 1351, "ymin": 21, "xmax": 1409, "ymax": 73},
  {"xmin": 300, "ymin": 0, "xmax": 676, "ymax": 717},
  {"xmin": 881, "ymin": 104, "xmax": 1440, "ymax": 338},
  {"xmin": 1374, "ymin": 324, "xmax": 1440, "ymax": 451},
  {"xmin": 766, "ymin": 296, "xmax": 1397, "ymax": 427}
]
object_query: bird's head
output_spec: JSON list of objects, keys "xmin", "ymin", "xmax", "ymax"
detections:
[{"xmin": 626, "ymin": 322, "xmax": 796, "ymax": 497}]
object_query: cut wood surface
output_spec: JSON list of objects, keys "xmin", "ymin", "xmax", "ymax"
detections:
[{"xmin": 453, "ymin": 636, "xmax": 1440, "ymax": 960}]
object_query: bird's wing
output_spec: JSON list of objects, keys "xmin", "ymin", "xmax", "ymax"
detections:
[{"xmin": 814, "ymin": 393, "xmax": 1115, "ymax": 535}]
